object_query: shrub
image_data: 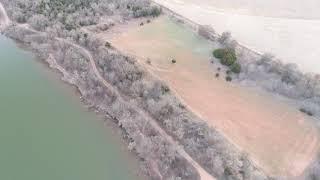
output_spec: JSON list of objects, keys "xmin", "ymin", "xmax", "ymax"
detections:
[
  {"xmin": 218, "ymin": 31, "xmax": 232, "ymax": 45},
  {"xmin": 213, "ymin": 48, "xmax": 240, "ymax": 74},
  {"xmin": 133, "ymin": 6, "xmax": 162, "ymax": 18},
  {"xmin": 230, "ymin": 63, "xmax": 241, "ymax": 74},
  {"xmin": 300, "ymin": 108, "xmax": 314, "ymax": 116},
  {"xmin": 226, "ymin": 76, "xmax": 232, "ymax": 82},
  {"xmin": 213, "ymin": 48, "xmax": 237, "ymax": 66},
  {"xmin": 105, "ymin": 41, "xmax": 111, "ymax": 48},
  {"xmin": 213, "ymin": 49, "xmax": 225, "ymax": 59},
  {"xmin": 221, "ymin": 49, "xmax": 237, "ymax": 66},
  {"xmin": 150, "ymin": 6, "xmax": 162, "ymax": 17}
]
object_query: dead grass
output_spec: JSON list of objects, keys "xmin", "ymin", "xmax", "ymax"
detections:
[{"xmin": 100, "ymin": 16, "xmax": 320, "ymax": 177}]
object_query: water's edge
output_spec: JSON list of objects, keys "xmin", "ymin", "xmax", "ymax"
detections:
[{"xmin": 0, "ymin": 35, "xmax": 146, "ymax": 180}]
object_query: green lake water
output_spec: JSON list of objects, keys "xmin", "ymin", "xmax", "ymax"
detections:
[{"xmin": 0, "ymin": 35, "xmax": 139, "ymax": 180}]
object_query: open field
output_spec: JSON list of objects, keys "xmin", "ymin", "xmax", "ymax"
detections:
[
  {"xmin": 108, "ymin": 17, "xmax": 320, "ymax": 177},
  {"xmin": 153, "ymin": 0, "xmax": 320, "ymax": 74}
]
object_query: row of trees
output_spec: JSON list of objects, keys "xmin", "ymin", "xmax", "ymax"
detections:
[
  {"xmin": 4, "ymin": 24, "xmax": 200, "ymax": 180},
  {"xmin": 199, "ymin": 21, "xmax": 320, "ymax": 179},
  {"xmin": 93, "ymin": 43, "xmax": 269, "ymax": 179},
  {"xmin": 209, "ymin": 28, "xmax": 320, "ymax": 180},
  {"xmin": 2, "ymin": 0, "xmax": 161, "ymax": 32},
  {"xmin": 237, "ymin": 52, "xmax": 320, "ymax": 118},
  {"xmin": 197, "ymin": 23, "xmax": 320, "ymax": 119},
  {"xmin": 2, "ymin": 1, "xmax": 200, "ymax": 179},
  {"xmin": 2, "ymin": 0, "xmax": 288, "ymax": 179}
]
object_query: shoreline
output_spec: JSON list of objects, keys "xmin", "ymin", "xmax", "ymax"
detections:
[
  {"xmin": 0, "ymin": 14, "xmax": 205, "ymax": 180},
  {"xmin": 1, "ymin": 0, "xmax": 319, "ymax": 179},
  {"xmin": 2, "ymin": 34, "xmax": 147, "ymax": 180}
]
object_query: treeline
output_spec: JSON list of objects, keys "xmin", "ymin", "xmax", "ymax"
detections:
[
  {"xmin": 4, "ymin": 24, "xmax": 199, "ymax": 180},
  {"xmin": 198, "ymin": 23, "xmax": 320, "ymax": 180},
  {"xmin": 87, "ymin": 37, "xmax": 269, "ymax": 179},
  {"xmin": 3, "ymin": 10, "xmax": 269, "ymax": 180},
  {"xmin": 197, "ymin": 25, "xmax": 320, "ymax": 119},
  {"xmin": 239, "ymin": 53, "xmax": 320, "ymax": 118},
  {"xmin": 2, "ymin": 0, "xmax": 161, "ymax": 31}
]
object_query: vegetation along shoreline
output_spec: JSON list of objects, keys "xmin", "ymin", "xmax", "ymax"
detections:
[{"xmin": 1, "ymin": 0, "xmax": 320, "ymax": 179}]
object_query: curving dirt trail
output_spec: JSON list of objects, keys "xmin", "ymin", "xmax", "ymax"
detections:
[
  {"xmin": 0, "ymin": 2, "xmax": 215, "ymax": 177},
  {"xmin": 59, "ymin": 38, "xmax": 216, "ymax": 180}
]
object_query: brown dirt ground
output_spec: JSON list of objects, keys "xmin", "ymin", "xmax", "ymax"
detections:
[{"xmin": 98, "ymin": 17, "xmax": 320, "ymax": 177}]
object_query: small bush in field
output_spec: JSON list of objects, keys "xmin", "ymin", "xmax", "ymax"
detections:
[
  {"xmin": 213, "ymin": 48, "xmax": 237, "ymax": 66},
  {"xmin": 226, "ymin": 76, "xmax": 232, "ymax": 82},
  {"xmin": 230, "ymin": 63, "xmax": 241, "ymax": 74},
  {"xmin": 213, "ymin": 48, "xmax": 240, "ymax": 74}
]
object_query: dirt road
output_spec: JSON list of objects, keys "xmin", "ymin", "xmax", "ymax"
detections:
[
  {"xmin": 60, "ymin": 38, "xmax": 216, "ymax": 180},
  {"xmin": 0, "ymin": 2, "xmax": 216, "ymax": 176}
]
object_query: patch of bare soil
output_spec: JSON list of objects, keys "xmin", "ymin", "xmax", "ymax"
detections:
[{"xmin": 105, "ymin": 17, "xmax": 320, "ymax": 177}]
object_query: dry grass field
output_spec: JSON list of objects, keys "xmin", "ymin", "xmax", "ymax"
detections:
[{"xmin": 107, "ymin": 17, "xmax": 320, "ymax": 177}]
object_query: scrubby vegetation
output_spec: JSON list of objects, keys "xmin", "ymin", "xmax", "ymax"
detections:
[
  {"xmin": 2, "ymin": 0, "xmax": 161, "ymax": 33},
  {"xmin": 198, "ymin": 25, "xmax": 216, "ymax": 41},
  {"xmin": 195, "ymin": 16, "xmax": 320, "ymax": 179},
  {"xmin": 238, "ymin": 52, "xmax": 320, "ymax": 119},
  {"xmin": 8, "ymin": 0, "xmax": 319, "ymax": 179},
  {"xmin": 231, "ymin": 63, "xmax": 241, "ymax": 74},
  {"xmin": 213, "ymin": 48, "xmax": 237, "ymax": 66},
  {"xmin": 226, "ymin": 76, "xmax": 232, "ymax": 82},
  {"xmin": 4, "ymin": 24, "xmax": 199, "ymax": 180},
  {"xmin": 3, "ymin": 13, "xmax": 269, "ymax": 180},
  {"xmin": 93, "ymin": 45, "xmax": 268, "ymax": 180},
  {"xmin": 213, "ymin": 48, "xmax": 241, "ymax": 75},
  {"xmin": 1, "ymin": 0, "xmax": 202, "ymax": 179}
]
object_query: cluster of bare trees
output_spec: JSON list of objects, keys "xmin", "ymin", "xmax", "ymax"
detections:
[
  {"xmin": 4, "ymin": 24, "xmax": 200, "ymax": 179},
  {"xmin": 197, "ymin": 25, "xmax": 320, "ymax": 119},
  {"xmin": 92, "ymin": 44, "xmax": 269, "ymax": 180},
  {"xmin": 2, "ymin": 0, "xmax": 161, "ymax": 33},
  {"xmin": 7, "ymin": 16, "xmax": 267, "ymax": 178},
  {"xmin": 7, "ymin": 0, "xmax": 314, "ymax": 179},
  {"xmin": 1, "ymin": 1, "xmax": 204, "ymax": 179},
  {"xmin": 236, "ymin": 52, "xmax": 320, "ymax": 118}
]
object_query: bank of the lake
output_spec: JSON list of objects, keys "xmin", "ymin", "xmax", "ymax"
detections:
[{"xmin": 0, "ymin": 35, "xmax": 141, "ymax": 180}]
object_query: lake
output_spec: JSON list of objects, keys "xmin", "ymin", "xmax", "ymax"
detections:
[{"xmin": 0, "ymin": 35, "xmax": 140, "ymax": 180}]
